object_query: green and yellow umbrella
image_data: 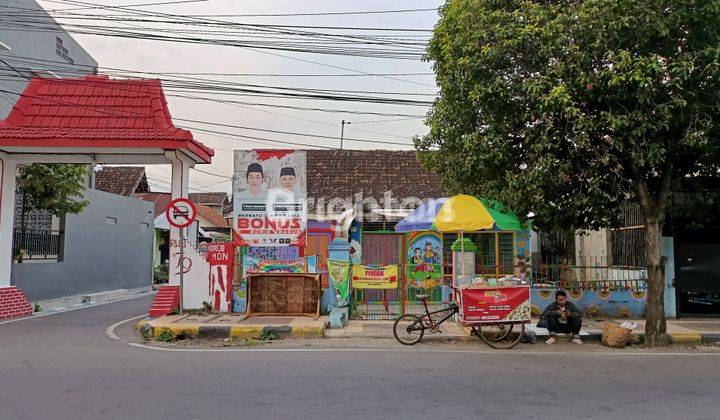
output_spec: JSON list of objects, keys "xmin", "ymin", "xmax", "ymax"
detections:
[
  {"xmin": 395, "ymin": 194, "xmax": 523, "ymax": 279},
  {"xmin": 395, "ymin": 194, "xmax": 522, "ymax": 233}
]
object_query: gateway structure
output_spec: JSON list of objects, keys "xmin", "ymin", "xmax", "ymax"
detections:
[{"xmin": 0, "ymin": 75, "xmax": 214, "ymax": 319}]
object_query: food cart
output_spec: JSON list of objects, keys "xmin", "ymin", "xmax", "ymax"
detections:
[{"xmin": 457, "ymin": 282, "xmax": 531, "ymax": 348}]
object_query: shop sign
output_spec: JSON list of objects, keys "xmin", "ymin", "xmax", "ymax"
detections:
[
  {"xmin": 461, "ymin": 285, "xmax": 531, "ymax": 323},
  {"xmin": 233, "ymin": 150, "xmax": 307, "ymax": 246},
  {"xmin": 351, "ymin": 264, "xmax": 399, "ymax": 289}
]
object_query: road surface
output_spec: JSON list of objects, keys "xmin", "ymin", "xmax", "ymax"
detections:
[{"xmin": 1, "ymin": 295, "xmax": 719, "ymax": 419}]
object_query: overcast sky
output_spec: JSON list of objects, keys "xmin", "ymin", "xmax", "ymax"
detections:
[{"xmin": 38, "ymin": 0, "xmax": 442, "ymax": 194}]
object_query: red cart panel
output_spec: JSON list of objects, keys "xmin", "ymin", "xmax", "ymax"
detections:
[{"xmin": 460, "ymin": 285, "xmax": 531, "ymax": 323}]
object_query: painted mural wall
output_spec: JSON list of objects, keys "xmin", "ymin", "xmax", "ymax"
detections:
[{"xmin": 531, "ymin": 289, "xmax": 647, "ymax": 318}]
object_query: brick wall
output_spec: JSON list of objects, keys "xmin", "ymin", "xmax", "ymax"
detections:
[{"xmin": 0, "ymin": 286, "xmax": 33, "ymax": 320}]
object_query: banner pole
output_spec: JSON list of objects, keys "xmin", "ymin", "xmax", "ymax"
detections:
[{"xmin": 179, "ymin": 226, "xmax": 184, "ymax": 315}]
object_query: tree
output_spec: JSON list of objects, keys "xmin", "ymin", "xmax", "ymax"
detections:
[
  {"xmin": 417, "ymin": 0, "xmax": 720, "ymax": 345},
  {"xmin": 16, "ymin": 164, "xmax": 89, "ymax": 261}
]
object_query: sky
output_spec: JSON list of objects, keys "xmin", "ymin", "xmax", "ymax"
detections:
[{"xmin": 35, "ymin": 0, "xmax": 443, "ymax": 194}]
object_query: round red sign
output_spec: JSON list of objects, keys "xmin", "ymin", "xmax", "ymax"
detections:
[{"xmin": 165, "ymin": 197, "xmax": 198, "ymax": 229}]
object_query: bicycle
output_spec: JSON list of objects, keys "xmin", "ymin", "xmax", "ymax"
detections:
[{"xmin": 393, "ymin": 288, "xmax": 524, "ymax": 349}]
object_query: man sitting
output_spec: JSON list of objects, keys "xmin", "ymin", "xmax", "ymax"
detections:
[{"xmin": 541, "ymin": 290, "xmax": 583, "ymax": 344}]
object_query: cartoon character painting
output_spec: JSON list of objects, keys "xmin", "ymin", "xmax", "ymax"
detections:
[{"xmin": 406, "ymin": 231, "xmax": 443, "ymax": 289}]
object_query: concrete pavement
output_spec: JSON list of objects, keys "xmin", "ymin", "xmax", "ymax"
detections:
[{"xmin": 2, "ymin": 295, "xmax": 720, "ymax": 420}]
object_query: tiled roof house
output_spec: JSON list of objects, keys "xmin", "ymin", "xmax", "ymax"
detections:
[
  {"xmin": 94, "ymin": 166, "xmax": 149, "ymax": 196},
  {"xmin": 305, "ymin": 149, "xmax": 443, "ymax": 216}
]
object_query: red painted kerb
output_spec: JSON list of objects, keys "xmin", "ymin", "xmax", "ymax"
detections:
[{"xmin": 0, "ymin": 75, "xmax": 214, "ymax": 163}]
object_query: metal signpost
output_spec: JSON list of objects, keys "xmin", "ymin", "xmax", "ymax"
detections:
[{"xmin": 165, "ymin": 197, "xmax": 198, "ymax": 315}]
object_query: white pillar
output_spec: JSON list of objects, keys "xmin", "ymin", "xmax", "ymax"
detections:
[
  {"xmin": 0, "ymin": 155, "xmax": 18, "ymax": 288},
  {"xmin": 165, "ymin": 151, "xmax": 193, "ymax": 286}
]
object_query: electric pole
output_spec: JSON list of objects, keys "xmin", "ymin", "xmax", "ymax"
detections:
[{"xmin": 340, "ymin": 120, "xmax": 350, "ymax": 149}]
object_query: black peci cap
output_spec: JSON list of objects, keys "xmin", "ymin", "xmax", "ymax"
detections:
[
  {"xmin": 246, "ymin": 163, "xmax": 263, "ymax": 177},
  {"xmin": 280, "ymin": 167, "xmax": 296, "ymax": 177}
]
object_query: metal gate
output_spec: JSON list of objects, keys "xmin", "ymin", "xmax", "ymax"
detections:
[{"xmin": 350, "ymin": 233, "xmax": 404, "ymax": 320}]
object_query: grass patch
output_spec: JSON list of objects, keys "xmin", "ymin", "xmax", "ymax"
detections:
[
  {"xmin": 155, "ymin": 328, "xmax": 176, "ymax": 342},
  {"xmin": 259, "ymin": 329, "xmax": 280, "ymax": 341}
]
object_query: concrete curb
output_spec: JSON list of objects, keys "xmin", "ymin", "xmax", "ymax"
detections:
[{"xmin": 136, "ymin": 320, "xmax": 325, "ymax": 340}]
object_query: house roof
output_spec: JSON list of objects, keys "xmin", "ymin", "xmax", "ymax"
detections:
[
  {"xmin": 134, "ymin": 192, "xmax": 172, "ymax": 217},
  {"xmin": 196, "ymin": 204, "xmax": 230, "ymax": 228},
  {"xmin": 188, "ymin": 192, "xmax": 229, "ymax": 207},
  {"xmin": 134, "ymin": 191, "xmax": 229, "ymax": 228},
  {"xmin": 94, "ymin": 166, "xmax": 149, "ymax": 197},
  {"xmin": 306, "ymin": 150, "xmax": 443, "ymax": 211},
  {"xmin": 0, "ymin": 75, "xmax": 213, "ymax": 163}
]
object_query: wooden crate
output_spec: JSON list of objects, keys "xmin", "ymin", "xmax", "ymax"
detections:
[{"xmin": 247, "ymin": 273, "xmax": 321, "ymax": 318}]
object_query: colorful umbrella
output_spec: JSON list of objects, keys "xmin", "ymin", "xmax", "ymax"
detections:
[{"xmin": 395, "ymin": 194, "xmax": 521, "ymax": 233}]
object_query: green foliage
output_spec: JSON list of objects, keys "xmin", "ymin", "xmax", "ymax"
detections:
[
  {"xmin": 418, "ymin": 0, "xmax": 720, "ymax": 232},
  {"xmin": 16, "ymin": 163, "xmax": 89, "ymax": 224},
  {"xmin": 258, "ymin": 329, "xmax": 280, "ymax": 341},
  {"xmin": 202, "ymin": 301, "xmax": 213, "ymax": 312},
  {"xmin": 140, "ymin": 326, "xmax": 152, "ymax": 342},
  {"xmin": 155, "ymin": 328, "xmax": 176, "ymax": 342},
  {"xmin": 33, "ymin": 303, "xmax": 42, "ymax": 313},
  {"xmin": 153, "ymin": 263, "xmax": 169, "ymax": 284}
]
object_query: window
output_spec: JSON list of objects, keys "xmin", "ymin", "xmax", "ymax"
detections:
[
  {"xmin": 105, "ymin": 216, "xmax": 117, "ymax": 225},
  {"xmin": 610, "ymin": 203, "xmax": 646, "ymax": 267},
  {"xmin": 55, "ymin": 37, "xmax": 73, "ymax": 63}
]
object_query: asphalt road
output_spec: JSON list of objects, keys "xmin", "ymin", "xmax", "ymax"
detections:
[{"xmin": 1, "ymin": 295, "xmax": 720, "ymax": 420}]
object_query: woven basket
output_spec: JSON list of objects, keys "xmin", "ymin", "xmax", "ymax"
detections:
[{"xmin": 601, "ymin": 322, "xmax": 632, "ymax": 348}]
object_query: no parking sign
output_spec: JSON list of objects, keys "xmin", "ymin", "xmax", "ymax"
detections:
[{"xmin": 165, "ymin": 197, "xmax": 197, "ymax": 229}]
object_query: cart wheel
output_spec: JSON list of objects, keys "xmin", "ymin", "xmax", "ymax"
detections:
[
  {"xmin": 393, "ymin": 314, "xmax": 425, "ymax": 345},
  {"xmin": 471, "ymin": 323, "xmax": 514, "ymax": 342},
  {"xmin": 477, "ymin": 323, "xmax": 524, "ymax": 349}
]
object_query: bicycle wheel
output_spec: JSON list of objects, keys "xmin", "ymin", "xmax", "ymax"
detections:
[
  {"xmin": 471, "ymin": 323, "xmax": 514, "ymax": 342},
  {"xmin": 477, "ymin": 323, "xmax": 524, "ymax": 349},
  {"xmin": 393, "ymin": 314, "xmax": 425, "ymax": 345}
]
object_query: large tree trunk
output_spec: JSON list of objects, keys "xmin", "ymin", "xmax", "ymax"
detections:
[{"xmin": 643, "ymin": 217, "xmax": 670, "ymax": 346}]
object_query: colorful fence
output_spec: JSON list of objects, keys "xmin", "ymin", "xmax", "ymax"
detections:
[{"xmin": 472, "ymin": 256, "xmax": 648, "ymax": 318}]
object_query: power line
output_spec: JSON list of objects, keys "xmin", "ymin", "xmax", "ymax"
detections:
[
  {"xmin": 2, "ymin": 0, "xmax": 438, "ymax": 80},
  {"xmin": 0, "ymin": 86, "xmax": 423, "ymax": 148},
  {"xmin": 121, "ymin": 7, "xmax": 439, "ymax": 18},
  {"xmin": 191, "ymin": 166, "xmax": 232, "ymax": 179},
  {"xmin": 175, "ymin": 117, "xmax": 412, "ymax": 146}
]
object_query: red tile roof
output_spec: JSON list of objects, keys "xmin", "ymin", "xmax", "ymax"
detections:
[
  {"xmin": 95, "ymin": 166, "xmax": 149, "ymax": 197},
  {"xmin": 0, "ymin": 76, "xmax": 213, "ymax": 162},
  {"xmin": 306, "ymin": 150, "xmax": 443, "ymax": 211},
  {"xmin": 196, "ymin": 204, "xmax": 230, "ymax": 228},
  {"xmin": 134, "ymin": 192, "xmax": 173, "ymax": 217},
  {"xmin": 134, "ymin": 192, "xmax": 229, "ymax": 228},
  {"xmin": 188, "ymin": 192, "xmax": 229, "ymax": 207}
]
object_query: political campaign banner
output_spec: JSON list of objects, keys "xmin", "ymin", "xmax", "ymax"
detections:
[
  {"xmin": 351, "ymin": 264, "xmax": 399, "ymax": 289},
  {"xmin": 233, "ymin": 150, "xmax": 307, "ymax": 246},
  {"xmin": 327, "ymin": 259, "xmax": 351, "ymax": 304},
  {"xmin": 460, "ymin": 285, "xmax": 531, "ymax": 323}
]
